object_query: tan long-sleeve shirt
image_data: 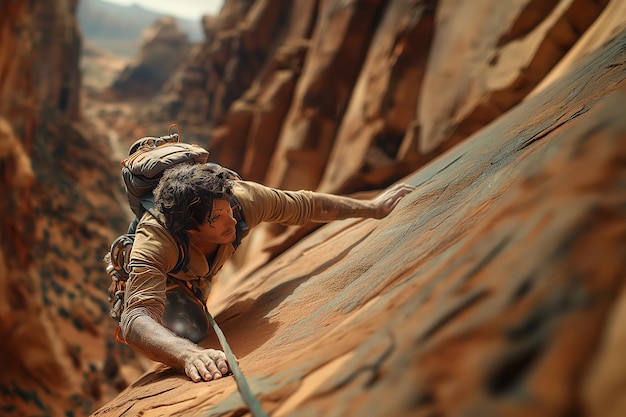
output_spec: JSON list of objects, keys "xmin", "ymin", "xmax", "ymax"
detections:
[{"xmin": 120, "ymin": 180, "xmax": 316, "ymax": 339}]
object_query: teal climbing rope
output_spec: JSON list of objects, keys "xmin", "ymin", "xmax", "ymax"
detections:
[
  {"xmin": 205, "ymin": 309, "xmax": 269, "ymax": 417},
  {"xmin": 170, "ymin": 277, "xmax": 268, "ymax": 416}
]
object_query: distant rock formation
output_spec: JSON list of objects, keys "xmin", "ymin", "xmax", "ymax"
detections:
[
  {"xmin": 109, "ymin": 17, "xmax": 192, "ymax": 98},
  {"xmin": 77, "ymin": 0, "xmax": 206, "ymax": 58}
]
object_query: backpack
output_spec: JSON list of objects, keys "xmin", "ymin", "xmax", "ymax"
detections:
[{"xmin": 104, "ymin": 125, "xmax": 249, "ymax": 326}]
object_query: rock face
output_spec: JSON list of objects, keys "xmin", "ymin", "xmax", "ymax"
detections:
[
  {"xmin": 94, "ymin": 26, "xmax": 626, "ymax": 416},
  {"xmin": 0, "ymin": 0, "xmax": 82, "ymax": 146},
  {"xmin": 0, "ymin": 0, "xmax": 80, "ymax": 400},
  {"xmin": 156, "ymin": 0, "xmax": 611, "ymax": 195},
  {"xmin": 1, "ymin": 0, "xmax": 625, "ymax": 416}
]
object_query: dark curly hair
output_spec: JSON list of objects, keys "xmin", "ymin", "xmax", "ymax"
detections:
[{"xmin": 154, "ymin": 163, "xmax": 234, "ymax": 240}]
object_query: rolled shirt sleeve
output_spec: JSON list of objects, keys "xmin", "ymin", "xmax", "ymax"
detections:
[
  {"xmin": 120, "ymin": 214, "xmax": 180, "ymax": 340},
  {"xmin": 234, "ymin": 180, "xmax": 316, "ymax": 228}
]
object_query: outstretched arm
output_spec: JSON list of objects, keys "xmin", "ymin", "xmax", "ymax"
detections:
[
  {"xmin": 121, "ymin": 254, "xmax": 231, "ymax": 382},
  {"xmin": 124, "ymin": 313, "xmax": 229, "ymax": 382},
  {"xmin": 311, "ymin": 183, "xmax": 415, "ymax": 222}
]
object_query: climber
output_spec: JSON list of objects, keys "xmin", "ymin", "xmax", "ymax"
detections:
[{"xmin": 120, "ymin": 162, "xmax": 414, "ymax": 383}]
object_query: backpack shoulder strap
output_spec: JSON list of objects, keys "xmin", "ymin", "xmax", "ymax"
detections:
[
  {"xmin": 140, "ymin": 199, "xmax": 190, "ymax": 274},
  {"xmin": 230, "ymin": 194, "xmax": 249, "ymax": 249}
]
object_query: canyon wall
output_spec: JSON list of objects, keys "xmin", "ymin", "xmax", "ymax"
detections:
[{"xmin": 1, "ymin": 0, "xmax": 624, "ymax": 416}]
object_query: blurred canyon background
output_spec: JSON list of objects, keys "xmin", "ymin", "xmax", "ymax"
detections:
[{"xmin": 1, "ymin": 0, "xmax": 625, "ymax": 416}]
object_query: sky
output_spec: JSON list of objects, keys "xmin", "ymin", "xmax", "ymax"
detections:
[{"xmin": 103, "ymin": 0, "xmax": 224, "ymax": 20}]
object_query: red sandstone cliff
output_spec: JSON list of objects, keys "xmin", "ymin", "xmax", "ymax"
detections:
[
  {"xmin": 1, "ymin": 0, "xmax": 625, "ymax": 416},
  {"xmin": 1, "ymin": 1, "xmax": 147, "ymax": 415}
]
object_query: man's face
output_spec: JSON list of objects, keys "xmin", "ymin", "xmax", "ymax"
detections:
[{"xmin": 188, "ymin": 198, "xmax": 237, "ymax": 247}]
